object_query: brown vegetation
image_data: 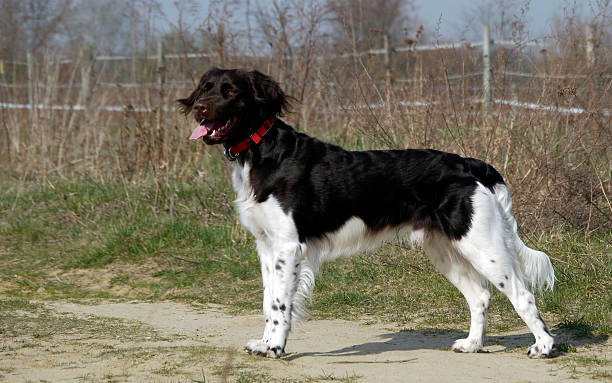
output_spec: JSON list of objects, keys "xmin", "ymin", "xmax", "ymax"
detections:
[{"xmin": 0, "ymin": 0, "xmax": 610, "ymax": 234}]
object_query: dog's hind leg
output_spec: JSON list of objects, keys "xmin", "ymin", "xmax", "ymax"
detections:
[
  {"xmin": 454, "ymin": 184, "xmax": 554, "ymax": 358},
  {"xmin": 424, "ymin": 234, "xmax": 490, "ymax": 352}
]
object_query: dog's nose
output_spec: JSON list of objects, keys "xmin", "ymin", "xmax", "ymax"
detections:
[
  {"xmin": 194, "ymin": 101, "xmax": 208, "ymax": 114},
  {"xmin": 194, "ymin": 101, "xmax": 210, "ymax": 120}
]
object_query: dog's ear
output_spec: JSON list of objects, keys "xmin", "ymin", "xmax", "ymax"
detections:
[
  {"xmin": 248, "ymin": 70, "xmax": 292, "ymax": 117},
  {"xmin": 177, "ymin": 67, "xmax": 220, "ymax": 115}
]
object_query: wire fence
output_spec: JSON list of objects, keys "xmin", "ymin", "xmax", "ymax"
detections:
[{"xmin": 1, "ymin": 24, "xmax": 610, "ymax": 119}]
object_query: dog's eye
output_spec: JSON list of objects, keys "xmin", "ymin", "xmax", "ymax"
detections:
[{"xmin": 224, "ymin": 89, "xmax": 236, "ymax": 97}]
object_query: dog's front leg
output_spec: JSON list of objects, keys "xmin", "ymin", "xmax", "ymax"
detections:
[
  {"xmin": 244, "ymin": 239, "xmax": 274, "ymax": 356},
  {"xmin": 246, "ymin": 240, "xmax": 300, "ymax": 358}
]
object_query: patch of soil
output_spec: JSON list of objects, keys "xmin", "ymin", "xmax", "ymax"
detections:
[
  {"xmin": 48, "ymin": 260, "xmax": 165, "ymax": 297},
  {"xmin": 0, "ymin": 300, "xmax": 609, "ymax": 382}
]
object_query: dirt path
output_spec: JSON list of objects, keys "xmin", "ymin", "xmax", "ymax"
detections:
[{"xmin": 1, "ymin": 300, "xmax": 609, "ymax": 382}]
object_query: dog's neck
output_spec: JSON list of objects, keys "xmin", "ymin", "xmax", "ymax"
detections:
[
  {"xmin": 229, "ymin": 118, "xmax": 298, "ymax": 206},
  {"xmin": 223, "ymin": 116, "xmax": 277, "ymax": 161}
]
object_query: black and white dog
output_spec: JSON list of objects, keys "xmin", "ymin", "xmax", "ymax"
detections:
[{"xmin": 179, "ymin": 68, "xmax": 555, "ymax": 359}]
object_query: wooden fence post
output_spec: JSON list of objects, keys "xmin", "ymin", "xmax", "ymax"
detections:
[
  {"xmin": 383, "ymin": 33, "xmax": 393, "ymax": 115},
  {"xmin": 80, "ymin": 45, "xmax": 95, "ymax": 110},
  {"xmin": 156, "ymin": 39, "xmax": 166, "ymax": 160},
  {"xmin": 329, "ymin": 82, "xmax": 337, "ymax": 123},
  {"xmin": 586, "ymin": 24, "xmax": 596, "ymax": 70},
  {"xmin": 482, "ymin": 24, "xmax": 492, "ymax": 117},
  {"xmin": 157, "ymin": 39, "xmax": 166, "ymax": 98},
  {"xmin": 383, "ymin": 33, "xmax": 393, "ymax": 89},
  {"xmin": 27, "ymin": 51, "xmax": 34, "ymax": 125},
  {"xmin": 79, "ymin": 45, "xmax": 95, "ymax": 165}
]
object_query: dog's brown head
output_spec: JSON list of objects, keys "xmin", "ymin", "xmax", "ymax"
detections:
[{"xmin": 178, "ymin": 68, "xmax": 291, "ymax": 146}]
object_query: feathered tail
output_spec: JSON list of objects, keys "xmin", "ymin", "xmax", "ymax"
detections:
[{"xmin": 493, "ymin": 184, "xmax": 555, "ymax": 291}]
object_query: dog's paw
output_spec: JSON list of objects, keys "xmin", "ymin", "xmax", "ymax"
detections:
[
  {"xmin": 527, "ymin": 342, "xmax": 553, "ymax": 358},
  {"xmin": 244, "ymin": 339, "xmax": 284, "ymax": 358},
  {"xmin": 244, "ymin": 339, "xmax": 268, "ymax": 356},
  {"xmin": 265, "ymin": 345, "xmax": 284, "ymax": 358},
  {"xmin": 452, "ymin": 338, "xmax": 483, "ymax": 353}
]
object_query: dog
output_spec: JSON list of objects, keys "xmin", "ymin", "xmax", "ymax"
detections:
[{"xmin": 179, "ymin": 68, "xmax": 555, "ymax": 359}]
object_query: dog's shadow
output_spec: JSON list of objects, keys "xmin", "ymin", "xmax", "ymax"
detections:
[{"xmin": 284, "ymin": 325, "xmax": 608, "ymax": 361}]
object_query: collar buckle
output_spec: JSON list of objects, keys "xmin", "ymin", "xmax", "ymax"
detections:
[{"xmin": 224, "ymin": 146, "xmax": 240, "ymax": 161}]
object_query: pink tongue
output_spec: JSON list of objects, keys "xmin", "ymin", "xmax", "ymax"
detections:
[{"xmin": 189, "ymin": 125, "xmax": 209, "ymax": 140}]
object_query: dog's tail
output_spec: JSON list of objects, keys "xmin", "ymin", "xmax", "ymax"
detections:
[{"xmin": 493, "ymin": 184, "xmax": 555, "ymax": 291}]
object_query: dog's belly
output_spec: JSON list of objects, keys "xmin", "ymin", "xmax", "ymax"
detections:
[{"xmin": 304, "ymin": 216, "xmax": 425, "ymax": 262}]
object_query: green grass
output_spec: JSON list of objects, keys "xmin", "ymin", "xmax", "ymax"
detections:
[
  {"xmin": 0, "ymin": 174, "xmax": 610, "ymax": 335},
  {"xmin": 552, "ymin": 353, "xmax": 612, "ymax": 380}
]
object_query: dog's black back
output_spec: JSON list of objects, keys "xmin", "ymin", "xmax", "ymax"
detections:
[{"xmin": 244, "ymin": 120, "xmax": 504, "ymax": 242}]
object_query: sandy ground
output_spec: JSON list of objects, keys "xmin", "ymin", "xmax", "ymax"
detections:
[{"xmin": 1, "ymin": 300, "xmax": 609, "ymax": 382}]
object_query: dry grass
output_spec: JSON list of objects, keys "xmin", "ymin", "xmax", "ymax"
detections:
[{"xmin": 1, "ymin": 31, "xmax": 610, "ymax": 234}]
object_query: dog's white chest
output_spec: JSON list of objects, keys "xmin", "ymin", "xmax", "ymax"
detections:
[{"xmin": 231, "ymin": 163, "xmax": 297, "ymax": 241}]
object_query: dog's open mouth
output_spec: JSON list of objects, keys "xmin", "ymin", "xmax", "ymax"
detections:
[{"xmin": 189, "ymin": 116, "xmax": 239, "ymax": 143}]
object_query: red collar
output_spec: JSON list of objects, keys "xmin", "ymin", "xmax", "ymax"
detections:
[{"xmin": 224, "ymin": 117, "xmax": 275, "ymax": 161}]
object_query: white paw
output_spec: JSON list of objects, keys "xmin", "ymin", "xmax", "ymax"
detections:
[
  {"xmin": 244, "ymin": 339, "xmax": 284, "ymax": 358},
  {"xmin": 245, "ymin": 339, "xmax": 268, "ymax": 355},
  {"xmin": 452, "ymin": 338, "xmax": 483, "ymax": 353},
  {"xmin": 527, "ymin": 342, "xmax": 553, "ymax": 358}
]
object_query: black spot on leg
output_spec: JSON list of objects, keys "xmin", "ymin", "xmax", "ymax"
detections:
[
  {"xmin": 499, "ymin": 282, "xmax": 505, "ymax": 288},
  {"xmin": 528, "ymin": 300, "xmax": 533, "ymax": 305},
  {"xmin": 536, "ymin": 312, "xmax": 552, "ymax": 336},
  {"xmin": 266, "ymin": 319, "xmax": 269, "ymax": 323},
  {"xmin": 272, "ymin": 304, "xmax": 278, "ymax": 311},
  {"xmin": 280, "ymin": 304, "xmax": 286, "ymax": 311},
  {"xmin": 490, "ymin": 259, "xmax": 495, "ymax": 263},
  {"xmin": 505, "ymin": 275, "xmax": 508, "ymax": 280},
  {"xmin": 295, "ymin": 263, "xmax": 300, "ymax": 268},
  {"xmin": 278, "ymin": 259, "xmax": 285, "ymax": 265},
  {"xmin": 273, "ymin": 320, "xmax": 279, "ymax": 325},
  {"xmin": 276, "ymin": 298, "xmax": 280, "ymax": 303}
]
